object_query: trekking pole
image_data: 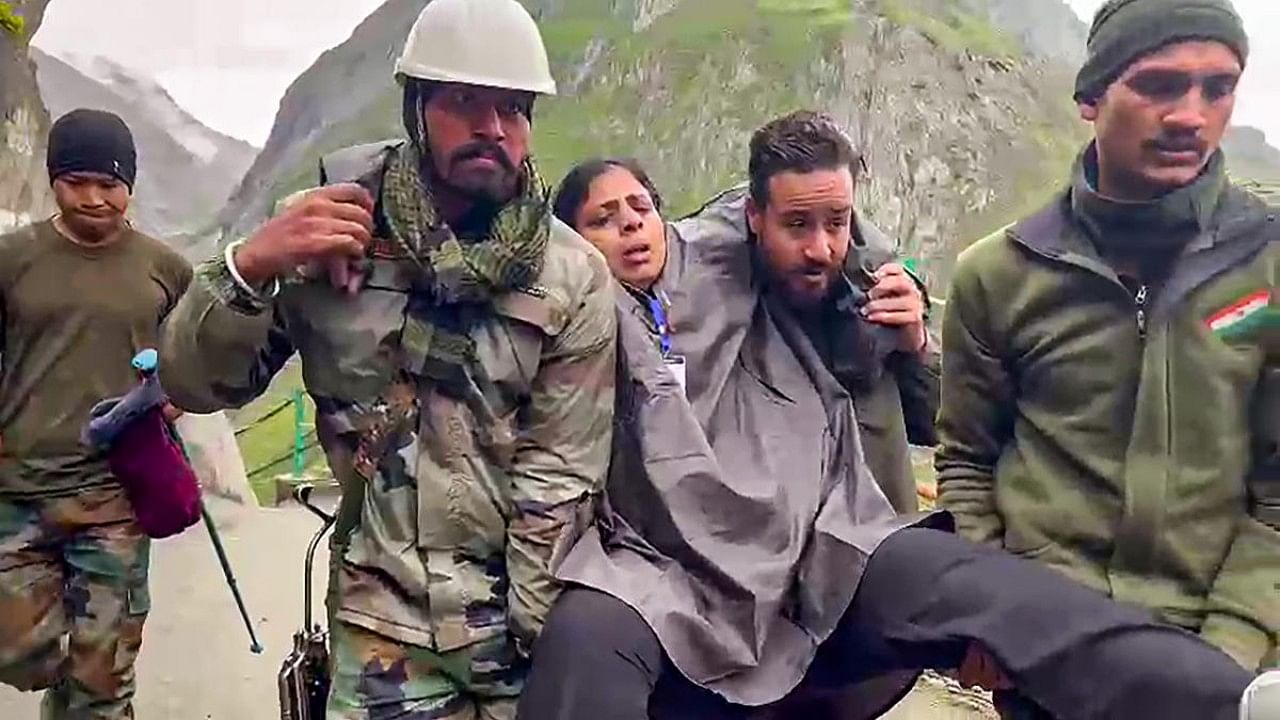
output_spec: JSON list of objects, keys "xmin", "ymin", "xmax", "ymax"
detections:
[
  {"xmin": 132, "ymin": 349, "xmax": 264, "ymax": 655},
  {"xmin": 198, "ymin": 500, "xmax": 264, "ymax": 654}
]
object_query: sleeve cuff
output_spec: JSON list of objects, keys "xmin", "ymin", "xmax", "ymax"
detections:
[
  {"xmin": 198, "ymin": 247, "xmax": 272, "ymax": 317},
  {"xmin": 937, "ymin": 488, "xmax": 1005, "ymax": 547},
  {"xmin": 1200, "ymin": 612, "xmax": 1272, "ymax": 671}
]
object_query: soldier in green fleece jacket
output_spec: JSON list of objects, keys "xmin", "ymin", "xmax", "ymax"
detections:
[{"xmin": 937, "ymin": 0, "xmax": 1278, "ymax": 701}]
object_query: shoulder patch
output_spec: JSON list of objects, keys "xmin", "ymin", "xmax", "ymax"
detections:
[{"xmin": 1207, "ymin": 289, "xmax": 1273, "ymax": 340}]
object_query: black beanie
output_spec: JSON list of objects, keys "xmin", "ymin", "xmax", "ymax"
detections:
[
  {"xmin": 1074, "ymin": 0, "xmax": 1249, "ymax": 103},
  {"xmin": 46, "ymin": 109, "xmax": 137, "ymax": 189}
]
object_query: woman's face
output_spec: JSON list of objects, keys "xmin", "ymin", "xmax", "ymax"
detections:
[{"xmin": 574, "ymin": 166, "xmax": 667, "ymax": 290}]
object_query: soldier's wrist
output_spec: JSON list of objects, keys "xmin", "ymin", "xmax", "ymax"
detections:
[
  {"xmin": 200, "ymin": 247, "xmax": 273, "ymax": 316},
  {"xmin": 227, "ymin": 239, "xmax": 282, "ymax": 297}
]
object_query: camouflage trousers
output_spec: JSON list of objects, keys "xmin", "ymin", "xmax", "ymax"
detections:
[
  {"xmin": 327, "ymin": 621, "xmax": 525, "ymax": 720},
  {"xmin": 0, "ymin": 487, "xmax": 150, "ymax": 720}
]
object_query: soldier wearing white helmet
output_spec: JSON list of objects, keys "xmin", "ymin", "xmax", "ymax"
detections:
[
  {"xmin": 395, "ymin": 0, "xmax": 557, "ymax": 218},
  {"xmin": 159, "ymin": 0, "xmax": 616, "ymax": 718}
]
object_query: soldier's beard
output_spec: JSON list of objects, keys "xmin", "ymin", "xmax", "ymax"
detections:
[{"xmin": 442, "ymin": 141, "xmax": 521, "ymax": 206}]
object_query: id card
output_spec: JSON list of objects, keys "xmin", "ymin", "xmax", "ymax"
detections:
[{"xmin": 664, "ymin": 356, "xmax": 687, "ymax": 393}]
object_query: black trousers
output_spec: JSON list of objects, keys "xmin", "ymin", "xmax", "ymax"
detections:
[{"xmin": 517, "ymin": 529, "xmax": 1252, "ymax": 720}]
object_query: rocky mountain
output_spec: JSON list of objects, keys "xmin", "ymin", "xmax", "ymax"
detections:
[
  {"xmin": 209, "ymin": 0, "xmax": 430, "ymax": 251},
  {"xmin": 1226, "ymin": 126, "xmax": 1280, "ymax": 206},
  {"xmin": 980, "ymin": 0, "xmax": 1086, "ymax": 65},
  {"xmin": 5, "ymin": 0, "xmax": 1270, "ymax": 263},
  {"xmin": 1223, "ymin": 125, "xmax": 1280, "ymax": 182},
  {"xmin": 31, "ymin": 49, "xmax": 258, "ymax": 237},
  {"xmin": 0, "ymin": 0, "xmax": 53, "ymax": 231},
  {"xmin": 208, "ymin": 0, "xmax": 1091, "ymax": 287}
]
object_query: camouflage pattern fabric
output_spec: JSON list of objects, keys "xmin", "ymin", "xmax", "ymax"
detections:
[
  {"xmin": 159, "ymin": 149, "xmax": 618, "ymax": 712},
  {"xmin": 0, "ymin": 486, "xmax": 149, "ymax": 719},
  {"xmin": 327, "ymin": 621, "xmax": 521, "ymax": 720},
  {"xmin": 381, "ymin": 142, "xmax": 550, "ymax": 304},
  {"xmin": 381, "ymin": 142, "xmax": 552, "ymax": 386}
]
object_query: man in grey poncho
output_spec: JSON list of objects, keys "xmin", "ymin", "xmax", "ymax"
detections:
[{"xmin": 516, "ymin": 111, "xmax": 1258, "ymax": 720}]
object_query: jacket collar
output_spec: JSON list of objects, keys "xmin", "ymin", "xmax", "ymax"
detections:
[
  {"xmin": 1015, "ymin": 145, "xmax": 1270, "ymax": 264},
  {"xmin": 1069, "ymin": 142, "xmax": 1227, "ymax": 256}
]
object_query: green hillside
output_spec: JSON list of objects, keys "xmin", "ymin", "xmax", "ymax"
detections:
[
  {"xmin": 219, "ymin": 0, "xmax": 1096, "ymax": 500},
  {"xmin": 213, "ymin": 0, "xmax": 1088, "ymax": 286}
]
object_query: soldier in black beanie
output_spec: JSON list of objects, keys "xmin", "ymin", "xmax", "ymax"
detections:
[
  {"xmin": 1073, "ymin": 0, "xmax": 1248, "ymax": 199},
  {"xmin": 0, "ymin": 108, "xmax": 191, "ymax": 718},
  {"xmin": 1074, "ymin": 0, "xmax": 1248, "ymax": 104},
  {"xmin": 45, "ymin": 108, "xmax": 139, "ymax": 245}
]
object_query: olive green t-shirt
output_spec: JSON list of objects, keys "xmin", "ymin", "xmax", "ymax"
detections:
[{"xmin": 0, "ymin": 220, "xmax": 193, "ymax": 497}]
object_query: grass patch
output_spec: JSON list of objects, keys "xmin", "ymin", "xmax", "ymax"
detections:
[
  {"xmin": 631, "ymin": 0, "xmax": 853, "ymax": 74},
  {"xmin": 912, "ymin": 448, "xmax": 938, "ymax": 510},
  {"xmin": 881, "ymin": 0, "xmax": 1020, "ymax": 58},
  {"xmin": 540, "ymin": 2, "xmax": 629, "ymax": 70},
  {"xmin": 533, "ymin": 0, "xmax": 857, "ymax": 214},
  {"xmin": 759, "ymin": 0, "xmax": 854, "ymax": 26},
  {"xmin": 228, "ymin": 360, "xmax": 329, "ymax": 505},
  {"xmin": 0, "ymin": 2, "xmax": 24, "ymax": 39}
]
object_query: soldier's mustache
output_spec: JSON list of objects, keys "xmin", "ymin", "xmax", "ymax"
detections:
[{"xmin": 450, "ymin": 142, "xmax": 516, "ymax": 173}]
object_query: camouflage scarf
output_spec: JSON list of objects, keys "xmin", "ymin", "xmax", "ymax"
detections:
[{"xmin": 381, "ymin": 142, "xmax": 550, "ymax": 378}]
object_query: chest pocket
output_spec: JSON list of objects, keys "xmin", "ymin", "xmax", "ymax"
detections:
[
  {"xmin": 288, "ymin": 257, "xmax": 412, "ymax": 404},
  {"xmin": 474, "ymin": 289, "xmax": 562, "ymax": 413},
  {"xmin": 415, "ymin": 289, "xmax": 560, "ymax": 480}
]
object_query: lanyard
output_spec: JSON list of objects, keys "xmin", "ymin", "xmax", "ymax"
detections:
[{"xmin": 648, "ymin": 293, "xmax": 672, "ymax": 357}]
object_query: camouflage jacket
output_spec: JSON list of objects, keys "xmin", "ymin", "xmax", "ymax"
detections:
[{"xmin": 160, "ymin": 155, "xmax": 617, "ymax": 654}]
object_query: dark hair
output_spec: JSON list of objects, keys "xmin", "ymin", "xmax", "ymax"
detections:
[
  {"xmin": 553, "ymin": 157, "xmax": 664, "ymax": 228},
  {"xmin": 748, "ymin": 110, "xmax": 863, "ymax": 207}
]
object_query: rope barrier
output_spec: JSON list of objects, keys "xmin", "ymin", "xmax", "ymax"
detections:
[
  {"xmin": 245, "ymin": 431, "xmax": 321, "ymax": 478},
  {"xmin": 233, "ymin": 398, "xmax": 297, "ymax": 436}
]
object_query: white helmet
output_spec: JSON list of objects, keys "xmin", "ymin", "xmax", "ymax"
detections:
[{"xmin": 395, "ymin": 0, "xmax": 557, "ymax": 96}]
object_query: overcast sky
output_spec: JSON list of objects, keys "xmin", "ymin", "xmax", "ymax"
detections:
[
  {"xmin": 31, "ymin": 0, "xmax": 1280, "ymax": 148},
  {"xmin": 33, "ymin": 0, "xmax": 385, "ymax": 145}
]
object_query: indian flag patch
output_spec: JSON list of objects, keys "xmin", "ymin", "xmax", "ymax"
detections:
[{"xmin": 1207, "ymin": 290, "xmax": 1272, "ymax": 341}]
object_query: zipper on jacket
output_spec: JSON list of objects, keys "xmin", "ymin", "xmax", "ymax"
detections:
[{"xmin": 1134, "ymin": 284, "xmax": 1149, "ymax": 338}]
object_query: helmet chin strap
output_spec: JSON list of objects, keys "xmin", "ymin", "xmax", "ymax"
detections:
[{"xmin": 402, "ymin": 82, "xmax": 429, "ymax": 152}]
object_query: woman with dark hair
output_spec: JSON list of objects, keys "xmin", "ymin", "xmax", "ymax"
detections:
[
  {"xmin": 550, "ymin": 155, "xmax": 938, "ymax": 719},
  {"xmin": 553, "ymin": 158, "xmax": 682, "ymax": 391},
  {"xmin": 554, "ymin": 152, "xmax": 938, "ymax": 516},
  {"xmin": 553, "ymin": 158, "xmax": 669, "ymax": 294}
]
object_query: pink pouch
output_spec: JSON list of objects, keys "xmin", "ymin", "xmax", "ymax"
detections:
[{"xmin": 106, "ymin": 408, "xmax": 202, "ymax": 539}]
